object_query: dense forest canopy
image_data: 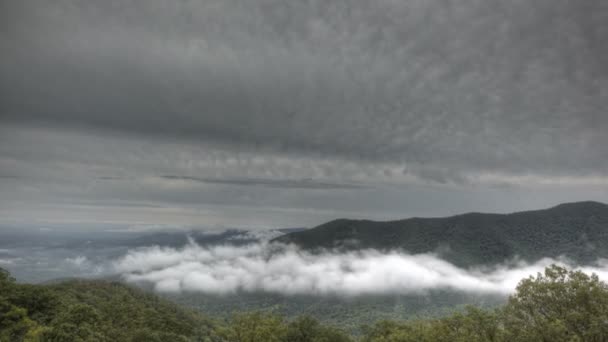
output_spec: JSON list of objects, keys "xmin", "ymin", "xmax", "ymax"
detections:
[{"xmin": 2, "ymin": 265, "xmax": 608, "ymax": 341}]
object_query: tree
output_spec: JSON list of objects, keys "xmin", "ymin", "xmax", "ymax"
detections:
[
  {"xmin": 285, "ymin": 315, "xmax": 352, "ymax": 342},
  {"xmin": 221, "ymin": 312, "xmax": 287, "ymax": 342},
  {"xmin": 0, "ymin": 267, "xmax": 15, "ymax": 287},
  {"xmin": 503, "ymin": 264, "xmax": 608, "ymax": 342},
  {"xmin": 0, "ymin": 298, "xmax": 36, "ymax": 342},
  {"xmin": 433, "ymin": 306, "xmax": 502, "ymax": 342},
  {"xmin": 360, "ymin": 319, "xmax": 433, "ymax": 342},
  {"xmin": 42, "ymin": 304, "xmax": 107, "ymax": 342}
]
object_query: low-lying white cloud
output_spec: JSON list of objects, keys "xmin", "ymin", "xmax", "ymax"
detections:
[
  {"xmin": 113, "ymin": 241, "xmax": 608, "ymax": 296},
  {"xmin": 65, "ymin": 255, "xmax": 88, "ymax": 267}
]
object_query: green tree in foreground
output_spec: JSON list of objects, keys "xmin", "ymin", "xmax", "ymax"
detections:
[
  {"xmin": 503, "ymin": 265, "xmax": 608, "ymax": 342},
  {"xmin": 361, "ymin": 265, "xmax": 608, "ymax": 342}
]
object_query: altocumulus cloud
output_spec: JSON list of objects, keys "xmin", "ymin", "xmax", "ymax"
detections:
[
  {"xmin": 2, "ymin": 0, "xmax": 608, "ymax": 229},
  {"xmin": 113, "ymin": 241, "xmax": 608, "ymax": 296}
]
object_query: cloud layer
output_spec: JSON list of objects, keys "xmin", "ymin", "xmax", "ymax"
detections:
[
  {"xmin": 3, "ymin": 0, "xmax": 608, "ymax": 176},
  {"xmin": 113, "ymin": 241, "xmax": 608, "ymax": 296},
  {"xmin": 2, "ymin": 0, "xmax": 608, "ymax": 228}
]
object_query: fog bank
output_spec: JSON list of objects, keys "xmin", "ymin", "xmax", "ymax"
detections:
[{"xmin": 113, "ymin": 241, "xmax": 608, "ymax": 296}]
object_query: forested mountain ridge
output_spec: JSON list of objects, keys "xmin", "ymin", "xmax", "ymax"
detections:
[{"xmin": 273, "ymin": 201, "xmax": 608, "ymax": 267}]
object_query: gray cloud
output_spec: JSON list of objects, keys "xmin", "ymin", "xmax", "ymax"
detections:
[
  {"xmin": 2, "ymin": 1, "xmax": 608, "ymax": 228},
  {"xmin": 2, "ymin": 0, "xmax": 608, "ymax": 178},
  {"xmin": 160, "ymin": 175, "xmax": 365, "ymax": 190},
  {"xmin": 1, "ymin": 123, "xmax": 608, "ymax": 229}
]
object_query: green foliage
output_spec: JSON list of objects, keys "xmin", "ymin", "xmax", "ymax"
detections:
[
  {"xmin": 1, "ymin": 269, "xmax": 40, "ymax": 342},
  {"xmin": 165, "ymin": 289, "xmax": 497, "ymax": 333},
  {"xmin": 220, "ymin": 311, "xmax": 288, "ymax": 342},
  {"xmin": 502, "ymin": 265, "xmax": 608, "ymax": 342},
  {"xmin": 216, "ymin": 312, "xmax": 353, "ymax": 342},
  {"xmin": 434, "ymin": 306, "xmax": 502, "ymax": 342},
  {"xmin": 0, "ymin": 267, "xmax": 219, "ymax": 342},
  {"xmin": 285, "ymin": 316, "xmax": 352, "ymax": 342},
  {"xmin": 3, "ymin": 264, "xmax": 608, "ymax": 342},
  {"xmin": 361, "ymin": 265, "xmax": 608, "ymax": 342},
  {"xmin": 0, "ymin": 268, "xmax": 15, "ymax": 287},
  {"xmin": 0, "ymin": 298, "xmax": 36, "ymax": 342}
]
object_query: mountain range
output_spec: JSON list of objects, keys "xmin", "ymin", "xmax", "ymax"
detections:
[{"xmin": 274, "ymin": 201, "xmax": 608, "ymax": 267}]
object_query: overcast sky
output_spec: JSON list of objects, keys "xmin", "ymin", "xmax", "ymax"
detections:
[{"xmin": 1, "ymin": 0, "xmax": 608, "ymax": 231}]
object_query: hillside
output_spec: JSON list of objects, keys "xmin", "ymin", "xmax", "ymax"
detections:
[
  {"xmin": 0, "ymin": 268, "xmax": 220, "ymax": 341},
  {"xmin": 1, "ymin": 267, "xmax": 355, "ymax": 341},
  {"xmin": 164, "ymin": 290, "xmax": 504, "ymax": 333},
  {"xmin": 273, "ymin": 201, "xmax": 608, "ymax": 267},
  {"xmin": 4, "ymin": 265, "xmax": 608, "ymax": 341}
]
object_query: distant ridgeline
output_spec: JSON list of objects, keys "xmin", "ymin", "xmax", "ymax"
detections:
[{"xmin": 273, "ymin": 201, "xmax": 608, "ymax": 267}]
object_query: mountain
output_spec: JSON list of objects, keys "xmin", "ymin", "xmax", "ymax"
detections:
[
  {"xmin": 0, "ymin": 268, "xmax": 219, "ymax": 341},
  {"xmin": 273, "ymin": 201, "xmax": 608, "ymax": 267}
]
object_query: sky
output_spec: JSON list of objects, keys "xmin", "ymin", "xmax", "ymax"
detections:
[{"xmin": 1, "ymin": 0, "xmax": 608, "ymax": 231}]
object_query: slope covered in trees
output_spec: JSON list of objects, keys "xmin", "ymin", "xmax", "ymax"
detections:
[
  {"xmin": 164, "ymin": 290, "xmax": 503, "ymax": 333},
  {"xmin": 0, "ymin": 267, "xmax": 219, "ymax": 341},
  {"xmin": 3, "ymin": 265, "xmax": 608, "ymax": 341},
  {"xmin": 274, "ymin": 201, "xmax": 608, "ymax": 267}
]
